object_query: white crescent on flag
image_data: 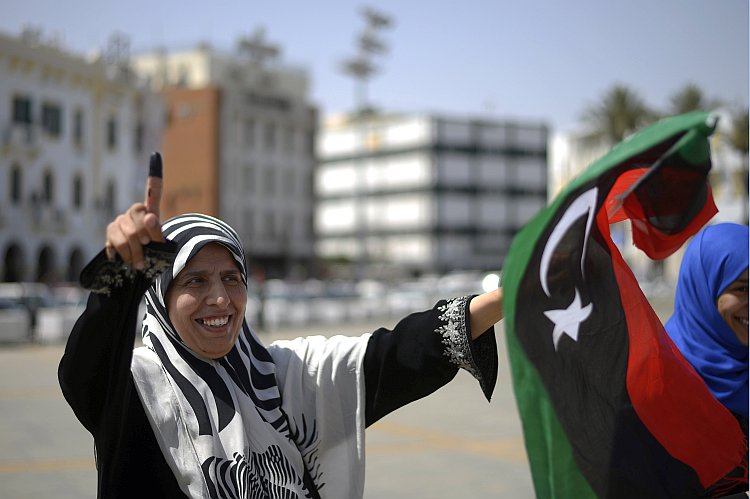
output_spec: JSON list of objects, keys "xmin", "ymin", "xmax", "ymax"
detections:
[{"xmin": 539, "ymin": 187, "xmax": 598, "ymax": 350}]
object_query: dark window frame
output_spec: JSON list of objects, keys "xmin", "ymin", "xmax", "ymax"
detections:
[
  {"xmin": 106, "ymin": 116, "xmax": 117, "ymax": 150},
  {"xmin": 9, "ymin": 164, "xmax": 22, "ymax": 205},
  {"xmin": 41, "ymin": 102, "xmax": 63, "ymax": 137},
  {"xmin": 12, "ymin": 95, "xmax": 32, "ymax": 125},
  {"xmin": 73, "ymin": 108, "xmax": 84, "ymax": 146},
  {"xmin": 42, "ymin": 170, "xmax": 54, "ymax": 205},
  {"xmin": 72, "ymin": 173, "xmax": 84, "ymax": 210}
]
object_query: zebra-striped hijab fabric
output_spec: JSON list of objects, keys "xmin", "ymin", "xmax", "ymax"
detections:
[{"xmin": 131, "ymin": 214, "xmax": 325, "ymax": 498}]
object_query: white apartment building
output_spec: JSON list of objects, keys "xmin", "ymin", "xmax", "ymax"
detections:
[
  {"xmin": 0, "ymin": 29, "xmax": 163, "ymax": 283},
  {"xmin": 132, "ymin": 37, "xmax": 316, "ymax": 278},
  {"xmin": 708, "ymin": 109, "xmax": 749, "ymax": 225},
  {"xmin": 316, "ymin": 113, "xmax": 549, "ymax": 276}
]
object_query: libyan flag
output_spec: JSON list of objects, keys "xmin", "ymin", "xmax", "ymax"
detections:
[{"xmin": 504, "ymin": 111, "xmax": 748, "ymax": 498}]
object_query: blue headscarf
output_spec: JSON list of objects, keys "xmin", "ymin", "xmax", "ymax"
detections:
[{"xmin": 665, "ymin": 223, "xmax": 749, "ymax": 418}]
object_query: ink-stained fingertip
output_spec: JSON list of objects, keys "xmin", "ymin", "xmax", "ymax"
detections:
[{"xmin": 149, "ymin": 152, "xmax": 163, "ymax": 178}]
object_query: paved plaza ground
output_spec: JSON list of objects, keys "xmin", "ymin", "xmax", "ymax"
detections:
[{"xmin": 0, "ymin": 295, "xmax": 675, "ymax": 498}]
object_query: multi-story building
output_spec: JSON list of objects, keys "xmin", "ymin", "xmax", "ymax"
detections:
[
  {"xmin": 0, "ymin": 29, "xmax": 163, "ymax": 283},
  {"xmin": 132, "ymin": 35, "xmax": 317, "ymax": 278},
  {"xmin": 708, "ymin": 109, "xmax": 748, "ymax": 225},
  {"xmin": 315, "ymin": 113, "xmax": 549, "ymax": 277}
]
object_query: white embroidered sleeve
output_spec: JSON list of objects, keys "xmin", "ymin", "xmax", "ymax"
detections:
[{"xmin": 436, "ymin": 295, "xmax": 498, "ymax": 400}]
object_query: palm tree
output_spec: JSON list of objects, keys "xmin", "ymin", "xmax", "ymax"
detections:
[
  {"xmin": 668, "ymin": 83, "xmax": 721, "ymax": 115},
  {"xmin": 582, "ymin": 84, "xmax": 655, "ymax": 144}
]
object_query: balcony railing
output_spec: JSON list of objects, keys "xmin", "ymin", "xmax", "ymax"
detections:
[{"xmin": 2, "ymin": 123, "xmax": 40, "ymax": 152}]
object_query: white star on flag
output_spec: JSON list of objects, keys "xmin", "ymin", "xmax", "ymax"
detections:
[{"xmin": 544, "ymin": 288, "xmax": 593, "ymax": 351}]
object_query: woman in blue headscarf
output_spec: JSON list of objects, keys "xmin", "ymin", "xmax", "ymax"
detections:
[{"xmin": 665, "ymin": 222, "xmax": 749, "ymax": 425}]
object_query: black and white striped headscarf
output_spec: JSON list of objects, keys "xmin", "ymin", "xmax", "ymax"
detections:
[{"xmin": 131, "ymin": 214, "xmax": 327, "ymax": 498}]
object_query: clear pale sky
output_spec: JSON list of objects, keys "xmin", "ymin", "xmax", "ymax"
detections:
[{"xmin": 1, "ymin": 0, "xmax": 747, "ymax": 133}]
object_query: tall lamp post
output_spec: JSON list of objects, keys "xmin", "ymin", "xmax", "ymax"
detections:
[
  {"xmin": 340, "ymin": 7, "xmax": 393, "ymax": 114},
  {"xmin": 237, "ymin": 27, "xmax": 280, "ymax": 68},
  {"xmin": 340, "ymin": 7, "xmax": 393, "ymax": 280}
]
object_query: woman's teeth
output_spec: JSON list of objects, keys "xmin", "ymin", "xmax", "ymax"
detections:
[{"xmin": 201, "ymin": 317, "xmax": 229, "ymax": 327}]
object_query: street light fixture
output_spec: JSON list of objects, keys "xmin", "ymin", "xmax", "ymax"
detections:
[
  {"xmin": 340, "ymin": 6, "xmax": 393, "ymax": 115},
  {"xmin": 338, "ymin": 7, "xmax": 393, "ymax": 280}
]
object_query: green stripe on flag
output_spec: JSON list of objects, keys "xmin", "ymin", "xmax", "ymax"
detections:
[{"xmin": 503, "ymin": 178, "xmax": 597, "ymax": 497}]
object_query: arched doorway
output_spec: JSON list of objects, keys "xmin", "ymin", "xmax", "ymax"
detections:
[
  {"xmin": 3, "ymin": 244, "xmax": 25, "ymax": 282},
  {"xmin": 66, "ymin": 248, "xmax": 85, "ymax": 283},
  {"xmin": 36, "ymin": 246, "xmax": 56, "ymax": 283}
]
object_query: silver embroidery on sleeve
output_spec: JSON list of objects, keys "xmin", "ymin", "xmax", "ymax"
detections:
[
  {"xmin": 88, "ymin": 250, "xmax": 174, "ymax": 295},
  {"xmin": 436, "ymin": 296, "xmax": 481, "ymax": 381}
]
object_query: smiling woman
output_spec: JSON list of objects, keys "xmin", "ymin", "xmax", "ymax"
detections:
[
  {"xmin": 165, "ymin": 244, "xmax": 247, "ymax": 359},
  {"xmin": 665, "ymin": 222, "xmax": 749, "ymax": 423},
  {"xmin": 58, "ymin": 154, "xmax": 504, "ymax": 499},
  {"xmin": 717, "ymin": 269, "xmax": 749, "ymax": 347}
]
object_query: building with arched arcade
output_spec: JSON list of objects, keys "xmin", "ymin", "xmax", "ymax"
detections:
[{"xmin": 0, "ymin": 29, "xmax": 164, "ymax": 283}]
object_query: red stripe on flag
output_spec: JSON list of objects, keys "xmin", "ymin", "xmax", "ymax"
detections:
[
  {"xmin": 605, "ymin": 168, "xmax": 718, "ymax": 260},
  {"xmin": 594, "ymin": 209, "xmax": 747, "ymax": 489}
]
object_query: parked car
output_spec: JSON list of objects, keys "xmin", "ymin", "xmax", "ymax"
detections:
[
  {"xmin": 0, "ymin": 283, "xmax": 54, "ymax": 342},
  {"xmin": 0, "ymin": 297, "xmax": 32, "ymax": 343},
  {"xmin": 37, "ymin": 285, "xmax": 88, "ymax": 343}
]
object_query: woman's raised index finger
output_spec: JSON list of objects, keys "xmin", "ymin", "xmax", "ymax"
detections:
[{"xmin": 145, "ymin": 152, "xmax": 163, "ymax": 217}]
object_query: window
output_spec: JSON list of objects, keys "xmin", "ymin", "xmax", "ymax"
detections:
[
  {"xmin": 105, "ymin": 180, "xmax": 116, "ymax": 216},
  {"xmin": 284, "ymin": 126, "xmax": 295, "ymax": 153},
  {"xmin": 176, "ymin": 65, "xmax": 190, "ymax": 86},
  {"xmin": 243, "ymin": 210, "xmax": 253, "ymax": 235},
  {"xmin": 9, "ymin": 164, "xmax": 22, "ymax": 205},
  {"xmin": 12, "ymin": 96, "xmax": 32, "ymax": 125},
  {"xmin": 73, "ymin": 109, "xmax": 84, "ymax": 146},
  {"xmin": 134, "ymin": 121, "xmax": 144, "ymax": 153},
  {"xmin": 264, "ymin": 122, "xmax": 276, "ymax": 151},
  {"xmin": 243, "ymin": 119, "xmax": 255, "ymax": 148},
  {"xmin": 285, "ymin": 170, "xmax": 295, "ymax": 197},
  {"xmin": 42, "ymin": 170, "xmax": 54, "ymax": 205},
  {"xmin": 106, "ymin": 116, "xmax": 117, "ymax": 150},
  {"xmin": 41, "ymin": 102, "xmax": 63, "ymax": 137},
  {"xmin": 72, "ymin": 174, "xmax": 84, "ymax": 209},
  {"xmin": 306, "ymin": 131, "xmax": 315, "ymax": 155},
  {"xmin": 266, "ymin": 212, "xmax": 277, "ymax": 239},
  {"xmin": 264, "ymin": 167, "xmax": 275, "ymax": 195},
  {"xmin": 243, "ymin": 164, "xmax": 254, "ymax": 191}
]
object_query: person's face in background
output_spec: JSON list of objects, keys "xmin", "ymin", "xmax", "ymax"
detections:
[
  {"xmin": 166, "ymin": 243, "xmax": 247, "ymax": 359},
  {"xmin": 717, "ymin": 268, "xmax": 749, "ymax": 346}
]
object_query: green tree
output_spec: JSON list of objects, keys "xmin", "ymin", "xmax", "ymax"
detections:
[
  {"xmin": 668, "ymin": 83, "xmax": 721, "ymax": 115},
  {"xmin": 582, "ymin": 84, "xmax": 655, "ymax": 144}
]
